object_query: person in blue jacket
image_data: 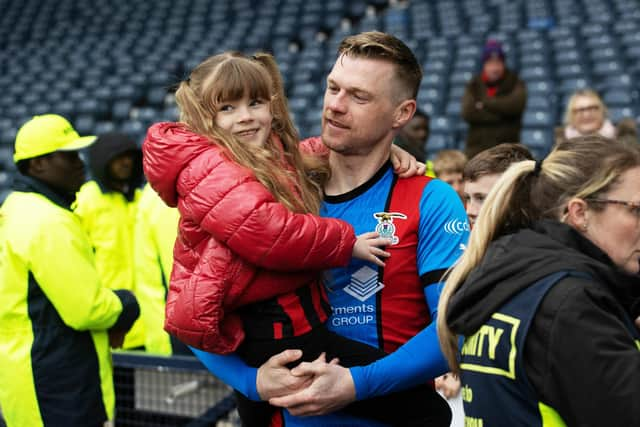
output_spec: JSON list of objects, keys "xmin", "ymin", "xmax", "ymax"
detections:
[{"xmin": 191, "ymin": 31, "xmax": 469, "ymax": 426}]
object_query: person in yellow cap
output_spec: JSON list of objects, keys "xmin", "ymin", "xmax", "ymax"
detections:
[{"xmin": 0, "ymin": 114, "xmax": 140, "ymax": 427}]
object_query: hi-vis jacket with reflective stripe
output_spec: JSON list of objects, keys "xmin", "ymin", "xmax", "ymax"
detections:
[{"xmin": 0, "ymin": 175, "xmax": 139, "ymax": 427}]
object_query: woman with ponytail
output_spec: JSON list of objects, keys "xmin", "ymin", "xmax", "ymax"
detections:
[
  {"xmin": 143, "ymin": 51, "xmax": 437, "ymax": 426},
  {"xmin": 438, "ymin": 135, "xmax": 640, "ymax": 426}
]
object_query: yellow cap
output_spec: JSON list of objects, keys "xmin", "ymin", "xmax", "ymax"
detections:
[{"xmin": 13, "ymin": 114, "xmax": 97, "ymax": 162}]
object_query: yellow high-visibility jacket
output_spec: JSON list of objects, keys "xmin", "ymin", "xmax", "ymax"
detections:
[
  {"xmin": 0, "ymin": 175, "xmax": 139, "ymax": 427},
  {"xmin": 134, "ymin": 183, "xmax": 180, "ymax": 355},
  {"xmin": 74, "ymin": 180, "xmax": 144, "ymax": 350}
]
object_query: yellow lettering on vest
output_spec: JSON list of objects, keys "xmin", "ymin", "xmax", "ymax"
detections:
[
  {"xmin": 461, "ymin": 325, "xmax": 505, "ymax": 359},
  {"xmin": 487, "ymin": 326, "xmax": 504, "ymax": 359},
  {"xmin": 461, "ymin": 384, "xmax": 473, "ymax": 402},
  {"xmin": 461, "ymin": 333, "xmax": 478, "ymax": 356},
  {"xmin": 464, "ymin": 416, "xmax": 484, "ymax": 427}
]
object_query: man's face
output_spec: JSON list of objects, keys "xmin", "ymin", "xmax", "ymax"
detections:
[
  {"xmin": 109, "ymin": 152, "xmax": 135, "ymax": 181},
  {"xmin": 322, "ymin": 54, "xmax": 400, "ymax": 156},
  {"xmin": 36, "ymin": 151, "xmax": 87, "ymax": 195},
  {"xmin": 464, "ymin": 173, "xmax": 501, "ymax": 226},
  {"xmin": 482, "ymin": 57, "xmax": 505, "ymax": 83}
]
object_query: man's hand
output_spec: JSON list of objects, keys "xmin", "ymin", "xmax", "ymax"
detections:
[
  {"xmin": 268, "ymin": 353, "xmax": 356, "ymax": 417},
  {"xmin": 108, "ymin": 330, "xmax": 126, "ymax": 349},
  {"xmin": 390, "ymin": 144, "xmax": 426, "ymax": 177},
  {"xmin": 256, "ymin": 349, "xmax": 312, "ymax": 400}
]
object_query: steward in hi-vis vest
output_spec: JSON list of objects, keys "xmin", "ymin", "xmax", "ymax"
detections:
[{"xmin": 0, "ymin": 115, "xmax": 139, "ymax": 427}]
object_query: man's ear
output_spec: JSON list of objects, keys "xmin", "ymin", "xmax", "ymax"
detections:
[
  {"xmin": 565, "ymin": 197, "xmax": 590, "ymax": 232},
  {"xmin": 392, "ymin": 99, "xmax": 417, "ymax": 130}
]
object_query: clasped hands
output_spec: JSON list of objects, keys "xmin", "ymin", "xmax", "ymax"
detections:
[{"xmin": 256, "ymin": 349, "xmax": 357, "ymax": 417}]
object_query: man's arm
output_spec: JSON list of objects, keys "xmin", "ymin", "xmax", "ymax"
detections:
[
  {"xmin": 269, "ymin": 180, "xmax": 469, "ymax": 414},
  {"xmin": 191, "ymin": 347, "xmax": 310, "ymax": 401}
]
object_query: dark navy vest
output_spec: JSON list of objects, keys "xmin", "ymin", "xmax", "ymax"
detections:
[{"xmin": 459, "ymin": 271, "xmax": 640, "ymax": 427}]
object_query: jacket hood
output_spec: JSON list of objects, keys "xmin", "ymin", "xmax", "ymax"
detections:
[
  {"xmin": 142, "ymin": 122, "xmax": 212, "ymax": 208},
  {"xmin": 88, "ymin": 132, "xmax": 143, "ymax": 200},
  {"xmin": 447, "ymin": 219, "xmax": 640, "ymax": 336}
]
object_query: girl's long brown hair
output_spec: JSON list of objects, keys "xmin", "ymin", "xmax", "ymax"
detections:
[{"xmin": 174, "ymin": 51, "xmax": 329, "ymax": 213}]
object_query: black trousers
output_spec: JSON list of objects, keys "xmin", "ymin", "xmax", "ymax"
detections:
[{"xmin": 234, "ymin": 325, "xmax": 451, "ymax": 427}]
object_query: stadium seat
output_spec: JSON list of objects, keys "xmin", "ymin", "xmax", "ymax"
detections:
[{"xmin": 523, "ymin": 110, "xmax": 554, "ymax": 128}]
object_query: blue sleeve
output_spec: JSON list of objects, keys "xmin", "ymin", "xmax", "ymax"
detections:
[
  {"xmin": 417, "ymin": 179, "xmax": 469, "ymax": 280},
  {"xmin": 349, "ymin": 180, "xmax": 468, "ymax": 400},
  {"xmin": 349, "ymin": 322, "xmax": 449, "ymax": 400},
  {"xmin": 190, "ymin": 347, "xmax": 261, "ymax": 401}
]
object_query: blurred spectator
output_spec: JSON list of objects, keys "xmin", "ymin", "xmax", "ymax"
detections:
[
  {"xmin": 0, "ymin": 115, "xmax": 139, "ymax": 427},
  {"xmin": 461, "ymin": 40, "xmax": 527, "ymax": 159},
  {"xmin": 463, "ymin": 143, "xmax": 533, "ymax": 227},
  {"xmin": 395, "ymin": 108, "xmax": 430, "ymax": 161},
  {"xmin": 73, "ymin": 132, "xmax": 146, "ymax": 350},
  {"xmin": 555, "ymin": 89, "xmax": 638, "ymax": 146},
  {"xmin": 134, "ymin": 182, "xmax": 190, "ymax": 355},
  {"xmin": 433, "ymin": 149, "xmax": 468, "ymax": 201}
]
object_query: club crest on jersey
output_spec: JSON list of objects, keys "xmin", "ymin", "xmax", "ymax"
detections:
[{"xmin": 373, "ymin": 212, "xmax": 407, "ymax": 245}]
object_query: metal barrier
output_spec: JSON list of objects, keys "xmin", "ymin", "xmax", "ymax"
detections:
[{"xmin": 112, "ymin": 352, "xmax": 239, "ymax": 427}]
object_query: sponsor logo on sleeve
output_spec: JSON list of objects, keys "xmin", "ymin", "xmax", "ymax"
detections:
[{"xmin": 444, "ymin": 218, "xmax": 470, "ymax": 235}]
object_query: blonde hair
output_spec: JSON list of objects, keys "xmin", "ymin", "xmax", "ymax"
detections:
[
  {"xmin": 433, "ymin": 150, "xmax": 468, "ymax": 176},
  {"xmin": 563, "ymin": 88, "xmax": 608, "ymax": 127},
  {"xmin": 338, "ymin": 31, "xmax": 422, "ymax": 100},
  {"xmin": 175, "ymin": 52, "xmax": 328, "ymax": 213},
  {"xmin": 437, "ymin": 135, "xmax": 640, "ymax": 372}
]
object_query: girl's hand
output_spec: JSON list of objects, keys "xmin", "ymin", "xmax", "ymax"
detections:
[
  {"xmin": 390, "ymin": 144, "xmax": 426, "ymax": 177},
  {"xmin": 352, "ymin": 232, "xmax": 392, "ymax": 267}
]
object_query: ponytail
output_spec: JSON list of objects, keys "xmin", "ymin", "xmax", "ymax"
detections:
[{"xmin": 437, "ymin": 160, "xmax": 538, "ymax": 372}]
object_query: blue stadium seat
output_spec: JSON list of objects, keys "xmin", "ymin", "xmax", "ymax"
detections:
[
  {"xmin": 603, "ymin": 90, "xmax": 633, "ymax": 107},
  {"xmin": 526, "ymin": 95, "xmax": 553, "ymax": 110},
  {"xmin": 592, "ymin": 61, "xmax": 623, "ymax": 76},
  {"xmin": 558, "ymin": 77, "xmax": 590, "ymax": 94},
  {"xmin": 527, "ymin": 81, "xmax": 554, "ymax": 96},
  {"xmin": 521, "ymin": 128, "xmax": 554, "ymax": 155},
  {"xmin": 519, "ymin": 65, "xmax": 550, "ymax": 82},
  {"xmin": 426, "ymin": 133, "xmax": 453, "ymax": 152},
  {"xmin": 555, "ymin": 63, "xmax": 585, "ymax": 79},
  {"xmin": 523, "ymin": 110, "xmax": 554, "ymax": 128},
  {"xmin": 519, "ymin": 52, "xmax": 547, "ymax": 67},
  {"xmin": 608, "ymin": 106, "xmax": 637, "ymax": 124}
]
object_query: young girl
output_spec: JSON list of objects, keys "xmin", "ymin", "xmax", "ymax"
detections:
[{"xmin": 143, "ymin": 51, "xmax": 438, "ymax": 426}]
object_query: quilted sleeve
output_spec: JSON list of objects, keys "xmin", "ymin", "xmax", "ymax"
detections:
[{"xmin": 179, "ymin": 151, "xmax": 356, "ymax": 271}]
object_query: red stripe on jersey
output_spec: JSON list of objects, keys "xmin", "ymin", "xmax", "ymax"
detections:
[
  {"xmin": 380, "ymin": 176, "xmax": 433, "ymax": 353},
  {"xmin": 311, "ymin": 280, "xmax": 330, "ymax": 324},
  {"xmin": 277, "ymin": 293, "xmax": 311, "ymax": 336},
  {"xmin": 273, "ymin": 322, "xmax": 283, "ymax": 339},
  {"xmin": 269, "ymin": 408, "xmax": 283, "ymax": 427}
]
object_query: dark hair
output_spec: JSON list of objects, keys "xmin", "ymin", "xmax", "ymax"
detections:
[{"xmin": 463, "ymin": 143, "xmax": 534, "ymax": 182}]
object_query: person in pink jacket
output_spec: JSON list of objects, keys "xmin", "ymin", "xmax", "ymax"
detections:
[{"xmin": 143, "ymin": 51, "xmax": 438, "ymax": 426}]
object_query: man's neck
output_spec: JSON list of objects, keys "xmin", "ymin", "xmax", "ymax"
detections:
[{"xmin": 325, "ymin": 146, "xmax": 391, "ymax": 196}]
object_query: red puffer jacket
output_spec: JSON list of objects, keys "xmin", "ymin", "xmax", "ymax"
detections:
[{"xmin": 142, "ymin": 123, "xmax": 356, "ymax": 354}]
